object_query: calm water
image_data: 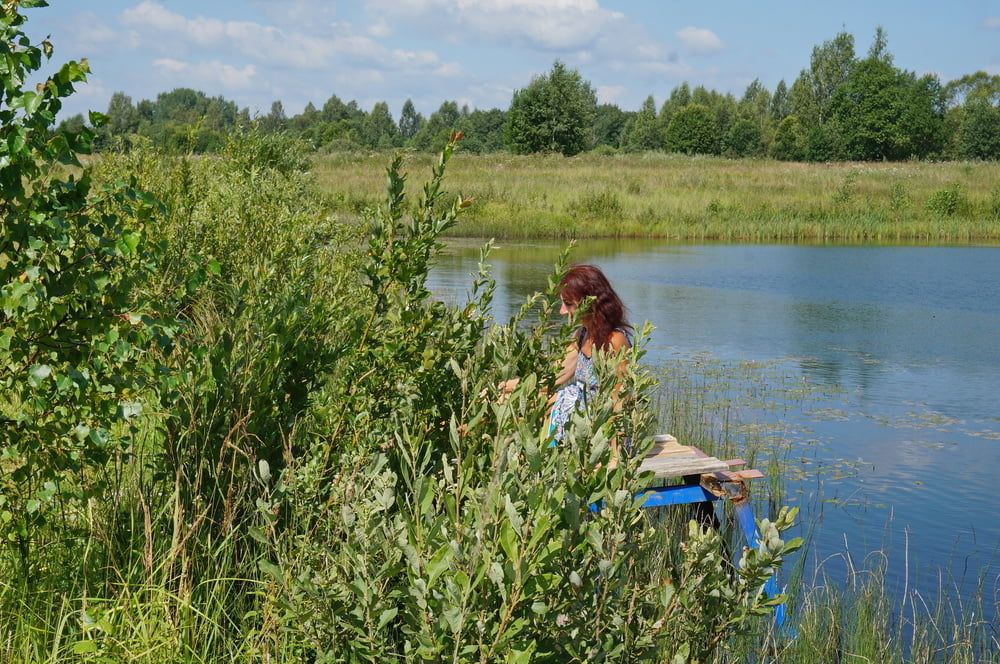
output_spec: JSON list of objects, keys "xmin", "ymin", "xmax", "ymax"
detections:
[{"xmin": 429, "ymin": 239, "xmax": 1000, "ymax": 608}]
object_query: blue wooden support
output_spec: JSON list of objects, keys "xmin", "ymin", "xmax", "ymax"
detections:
[
  {"xmin": 593, "ymin": 481, "xmax": 792, "ymax": 634},
  {"xmin": 638, "ymin": 484, "xmax": 721, "ymax": 508},
  {"xmin": 732, "ymin": 500, "xmax": 790, "ymax": 632}
]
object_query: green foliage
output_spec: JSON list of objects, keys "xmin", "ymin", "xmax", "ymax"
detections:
[
  {"xmin": 832, "ymin": 170, "xmax": 859, "ymax": 205},
  {"xmin": 505, "ymin": 60, "xmax": 597, "ymax": 156},
  {"xmin": 250, "ymin": 138, "xmax": 800, "ymax": 661},
  {"xmin": 622, "ymin": 96, "xmax": 663, "ymax": 152},
  {"xmin": 925, "ymin": 183, "xmax": 968, "ymax": 216},
  {"xmin": 0, "ymin": 0, "xmax": 167, "ymax": 569},
  {"xmin": 888, "ymin": 182, "xmax": 909, "ymax": 212},
  {"xmin": 957, "ymin": 98, "xmax": 1000, "ymax": 160},
  {"xmin": 723, "ymin": 117, "xmax": 763, "ymax": 158},
  {"xmin": 829, "ymin": 52, "xmax": 945, "ymax": 161},
  {"xmin": 363, "ymin": 101, "xmax": 397, "ymax": 149},
  {"xmin": 665, "ymin": 104, "xmax": 718, "ymax": 155},
  {"xmin": 989, "ymin": 187, "xmax": 1000, "ymax": 221},
  {"xmin": 593, "ymin": 104, "xmax": 630, "ymax": 148},
  {"xmin": 399, "ymin": 98, "xmax": 425, "ymax": 140},
  {"xmin": 771, "ymin": 116, "xmax": 806, "ymax": 161},
  {"xmin": 411, "ymin": 100, "xmax": 461, "ymax": 151},
  {"xmin": 807, "ymin": 31, "xmax": 857, "ymax": 124},
  {"xmin": 771, "ymin": 80, "xmax": 791, "ymax": 121},
  {"xmin": 568, "ymin": 190, "xmax": 624, "ymax": 219},
  {"xmin": 458, "ymin": 108, "xmax": 508, "ymax": 153}
]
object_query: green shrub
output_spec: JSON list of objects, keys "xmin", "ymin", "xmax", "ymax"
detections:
[
  {"xmin": 925, "ymin": 183, "xmax": 968, "ymax": 217},
  {"xmin": 254, "ymin": 137, "xmax": 801, "ymax": 662},
  {"xmin": 988, "ymin": 187, "xmax": 1000, "ymax": 221},
  {"xmin": 888, "ymin": 182, "xmax": 909, "ymax": 212},
  {"xmin": 568, "ymin": 190, "xmax": 624, "ymax": 219},
  {"xmin": 590, "ymin": 144, "xmax": 619, "ymax": 156},
  {"xmin": 832, "ymin": 171, "xmax": 859, "ymax": 205}
]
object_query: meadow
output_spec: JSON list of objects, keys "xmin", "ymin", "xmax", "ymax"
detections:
[{"xmin": 314, "ymin": 152, "xmax": 1000, "ymax": 241}]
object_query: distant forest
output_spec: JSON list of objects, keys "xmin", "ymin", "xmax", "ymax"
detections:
[{"xmin": 63, "ymin": 29, "xmax": 1000, "ymax": 161}]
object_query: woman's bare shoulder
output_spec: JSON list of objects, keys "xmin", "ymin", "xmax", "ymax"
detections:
[{"xmin": 609, "ymin": 330, "xmax": 630, "ymax": 350}]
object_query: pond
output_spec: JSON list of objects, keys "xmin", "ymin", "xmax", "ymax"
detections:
[{"xmin": 429, "ymin": 238, "xmax": 1000, "ymax": 610}]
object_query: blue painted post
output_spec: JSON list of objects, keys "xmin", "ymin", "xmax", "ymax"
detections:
[
  {"xmin": 594, "ymin": 481, "xmax": 793, "ymax": 635},
  {"xmin": 732, "ymin": 500, "xmax": 788, "ymax": 630}
]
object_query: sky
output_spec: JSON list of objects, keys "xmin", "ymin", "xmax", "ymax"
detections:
[{"xmin": 23, "ymin": 1, "xmax": 1000, "ymax": 120}]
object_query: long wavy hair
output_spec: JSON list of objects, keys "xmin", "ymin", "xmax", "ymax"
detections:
[{"xmin": 558, "ymin": 264, "xmax": 631, "ymax": 350}]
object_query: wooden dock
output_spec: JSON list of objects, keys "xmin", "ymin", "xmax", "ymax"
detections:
[{"xmin": 630, "ymin": 434, "xmax": 789, "ymax": 631}]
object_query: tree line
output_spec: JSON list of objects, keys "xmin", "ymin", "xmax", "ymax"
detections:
[{"xmin": 70, "ymin": 28, "xmax": 1000, "ymax": 161}]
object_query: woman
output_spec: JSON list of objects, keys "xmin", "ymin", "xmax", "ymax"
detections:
[
  {"xmin": 547, "ymin": 264, "xmax": 632, "ymax": 443},
  {"xmin": 499, "ymin": 264, "xmax": 633, "ymax": 448}
]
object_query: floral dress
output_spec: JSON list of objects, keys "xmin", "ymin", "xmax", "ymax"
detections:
[{"xmin": 548, "ymin": 329, "xmax": 599, "ymax": 443}]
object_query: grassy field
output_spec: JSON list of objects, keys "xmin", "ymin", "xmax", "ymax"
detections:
[{"xmin": 313, "ymin": 152, "xmax": 1000, "ymax": 241}]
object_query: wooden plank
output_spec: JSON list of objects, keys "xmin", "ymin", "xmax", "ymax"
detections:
[
  {"xmin": 639, "ymin": 456, "xmax": 730, "ymax": 478},
  {"xmin": 644, "ymin": 451, "xmax": 700, "ymax": 463},
  {"xmin": 706, "ymin": 469, "xmax": 765, "ymax": 482}
]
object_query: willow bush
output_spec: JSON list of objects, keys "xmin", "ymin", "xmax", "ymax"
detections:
[{"xmin": 255, "ymin": 135, "xmax": 801, "ymax": 662}]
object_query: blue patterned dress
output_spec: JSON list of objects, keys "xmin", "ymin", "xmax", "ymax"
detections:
[{"xmin": 548, "ymin": 329, "xmax": 600, "ymax": 442}]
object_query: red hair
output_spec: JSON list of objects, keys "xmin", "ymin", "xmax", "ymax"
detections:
[{"xmin": 558, "ymin": 264, "xmax": 631, "ymax": 350}]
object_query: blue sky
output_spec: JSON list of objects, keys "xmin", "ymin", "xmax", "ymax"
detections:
[{"xmin": 25, "ymin": 1, "xmax": 1000, "ymax": 119}]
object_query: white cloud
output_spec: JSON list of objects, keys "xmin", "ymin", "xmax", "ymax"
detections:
[
  {"xmin": 434, "ymin": 62, "xmax": 463, "ymax": 77},
  {"xmin": 123, "ymin": 2, "xmax": 330, "ymax": 68},
  {"xmin": 366, "ymin": 0, "xmax": 624, "ymax": 50},
  {"xmin": 676, "ymin": 26, "xmax": 724, "ymax": 55},
  {"xmin": 73, "ymin": 17, "xmax": 118, "ymax": 50},
  {"xmin": 596, "ymin": 85, "xmax": 625, "ymax": 104},
  {"xmin": 152, "ymin": 58, "xmax": 257, "ymax": 90},
  {"xmin": 122, "ymin": 1, "xmax": 457, "ymax": 74},
  {"xmin": 984, "ymin": 17, "xmax": 1000, "ymax": 29},
  {"xmin": 368, "ymin": 20, "xmax": 391, "ymax": 37}
]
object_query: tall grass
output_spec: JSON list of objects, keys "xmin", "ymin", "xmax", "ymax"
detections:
[{"xmin": 312, "ymin": 152, "xmax": 1000, "ymax": 241}]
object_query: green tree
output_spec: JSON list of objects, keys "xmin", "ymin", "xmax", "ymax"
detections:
[
  {"xmin": 321, "ymin": 94, "xmax": 351, "ymax": 123},
  {"xmin": 504, "ymin": 60, "xmax": 597, "ymax": 155},
  {"xmin": 398, "ymin": 98, "xmax": 424, "ymax": 141},
  {"xmin": 622, "ymin": 95, "xmax": 663, "ymax": 152},
  {"xmin": 771, "ymin": 115, "xmax": 807, "ymax": 160},
  {"xmin": 789, "ymin": 70, "xmax": 820, "ymax": 129},
  {"xmin": 957, "ymin": 98, "xmax": 1000, "ymax": 159},
  {"xmin": 457, "ymin": 108, "xmax": 506, "ymax": 153},
  {"xmin": 1, "ymin": 0, "xmax": 165, "ymax": 571},
  {"xmin": 944, "ymin": 71, "xmax": 1000, "ymax": 107},
  {"xmin": 592, "ymin": 103, "xmax": 628, "ymax": 148},
  {"xmin": 829, "ymin": 57, "xmax": 908, "ymax": 159},
  {"xmin": 363, "ymin": 101, "xmax": 396, "ymax": 148},
  {"xmin": 723, "ymin": 117, "xmax": 762, "ymax": 157},
  {"xmin": 658, "ymin": 82, "xmax": 691, "ymax": 131},
  {"xmin": 901, "ymin": 74, "xmax": 946, "ymax": 157},
  {"xmin": 771, "ymin": 80, "xmax": 791, "ymax": 121},
  {"xmin": 808, "ymin": 30, "xmax": 856, "ymax": 124},
  {"xmin": 289, "ymin": 101, "xmax": 320, "ymax": 136},
  {"xmin": 260, "ymin": 100, "xmax": 287, "ymax": 133},
  {"xmin": 829, "ymin": 31, "xmax": 944, "ymax": 162},
  {"xmin": 410, "ymin": 100, "xmax": 460, "ymax": 151},
  {"xmin": 665, "ymin": 103, "xmax": 717, "ymax": 155},
  {"xmin": 105, "ymin": 91, "xmax": 138, "ymax": 135}
]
